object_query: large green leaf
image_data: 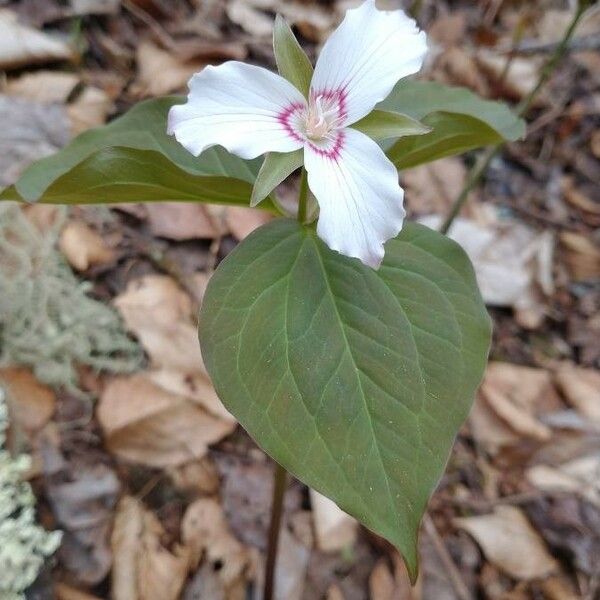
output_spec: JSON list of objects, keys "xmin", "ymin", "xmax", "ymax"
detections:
[
  {"xmin": 0, "ymin": 97, "xmax": 270, "ymax": 208},
  {"xmin": 199, "ymin": 219, "xmax": 491, "ymax": 578},
  {"xmin": 379, "ymin": 80, "xmax": 526, "ymax": 169}
]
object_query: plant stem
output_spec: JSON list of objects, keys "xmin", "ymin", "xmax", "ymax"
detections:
[
  {"xmin": 297, "ymin": 167, "xmax": 309, "ymax": 223},
  {"xmin": 264, "ymin": 462, "xmax": 287, "ymax": 600},
  {"xmin": 439, "ymin": 1, "xmax": 588, "ymax": 235}
]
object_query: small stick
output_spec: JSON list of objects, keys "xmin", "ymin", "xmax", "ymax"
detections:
[{"xmin": 423, "ymin": 514, "xmax": 473, "ymax": 600}]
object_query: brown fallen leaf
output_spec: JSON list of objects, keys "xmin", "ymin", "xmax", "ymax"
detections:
[
  {"xmin": 403, "ymin": 157, "xmax": 472, "ymax": 216},
  {"xmin": 527, "ymin": 454, "xmax": 600, "ymax": 508},
  {"xmin": 310, "ymin": 490, "xmax": 357, "ymax": 553},
  {"xmin": 226, "ymin": 0, "xmax": 274, "ymax": 37},
  {"xmin": 4, "ymin": 71, "xmax": 80, "ymax": 103},
  {"xmin": 470, "ymin": 362, "xmax": 561, "ymax": 453},
  {"xmin": 269, "ymin": 527, "xmax": 310, "ymax": 600},
  {"xmin": 455, "ymin": 506, "xmax": 558, "ymax": 580},
  {"xmin": 168, "ymin": 456, "xmax": 221, "ymax": 495},
  {"xmin": 98, "ymin": 373, "xmax": 235, "ymax": 468},
  {"xmin": 112, "ymin": 496, "xmax": 190, "ymax": 600},
  {"xmin": 225, "ymin": 206, "xmax": 273, "ymax": 241},
  {"xmin": 476, "ymin": 51, "xmax": 544, "ymax": 103},
  {"xmin": 147, "ymin": 368, "xmax": 234, "ymax": 422},
  {"xmin": 42, "ymin": 429, "xmax": 120, "ymax": 585},
  {"xmin": 554, "ymin": 362, "xmax": 600, "ymax": 423},
  {"xmin": 59, "ymin": 220, "xmax": 116, "ymax": 271},
  {"xmin": 420, "ymin": 212, "xmax": 554, "ymax": 328},
  {"xmin": 132, "ymin": 40, "xmax": 209, "ymax": 97},
  {"xmin": 0, "ymin": 367, "xmax": 55, "ymax": 433},
  {"xmin": 560, "ymin": 231, "xmax": 600, "ymax": 281},
  {"xmin": 0, "ymin": 10, "xmax": 75, "ymax": 70},
  {"xmin": 182, "ymin": 498, "xmax": 250, "ymax": 587},
  {"xmin": 67, "ymin": 86, "xmax": 113, "ymax": 134},
  {"xmin": 54, "ymin": 583, "xmax": 103, "ymax": 600},
  {"xmin": 146, "ymin": 202, "xmax": 224, "ymax": 241},
  {"xmin": 0, "ymin": 95, "xmax": 71, "ymax": 187},
  {"xmin": 114, "ymin": 275, "xmax": 203, "ymax": 373}
]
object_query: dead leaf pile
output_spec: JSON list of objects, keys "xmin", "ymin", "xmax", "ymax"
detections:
[{"xmin": 112, "ymin": 496, "xmax": 190, "ymax": 600}]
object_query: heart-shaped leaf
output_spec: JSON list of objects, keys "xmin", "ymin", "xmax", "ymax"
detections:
[
  {"xmin": 0, "ymin": 97, "xmax": 270, "ymax": 209},
  {"xmin": 199, "ymin": 219, "xmax": 491, "ymax": 578}
]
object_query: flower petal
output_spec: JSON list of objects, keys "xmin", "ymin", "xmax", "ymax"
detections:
[
  {"xmin": 310, "ymin": 0, "xmax": 427, "ymax": 126},
  {"xmin": 304, "ymin": 127, "xmax": 405, "ymax": 268},
  {"xmin": 168, "ymin": 62, "xmax": 307, "ymax": 160}
]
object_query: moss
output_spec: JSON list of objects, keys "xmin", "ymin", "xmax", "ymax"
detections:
[{"xmin": 0, "ymin": 203, "xmax": 143, "ymax": 395}]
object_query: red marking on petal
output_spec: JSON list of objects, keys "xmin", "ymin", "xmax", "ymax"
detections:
[
  {"xmin": 307, "ymin": 130, "xmax": 345, "ymax": 162},
  {"xmin": 310, "ymin": 87, "xmax": 348, "ymax": 126},
  {"xmin": 277, "ymin": 102, "xmax": 305, "ymax": 143}
]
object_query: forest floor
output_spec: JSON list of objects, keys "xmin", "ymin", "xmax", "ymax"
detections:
[{"xmin": 0, "ymin": 0, "xmax": 599, "ymax": 598}]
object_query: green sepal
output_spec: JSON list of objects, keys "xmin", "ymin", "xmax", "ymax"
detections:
[
  {"xmin": 251, "ymin": 150, "xmax": 304, "ymax": 208},
  {"xmin": 352, "ymin": 110, "xmax": 431, "ymax": 140},
  {"xmin": 273, "ymin": 14, "xmax": 313, "ymax": 98}
]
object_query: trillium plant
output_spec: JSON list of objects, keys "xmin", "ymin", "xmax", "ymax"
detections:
[{"xmin": 2, "ymin": 0, "xmax": 527, "ymax": 590}]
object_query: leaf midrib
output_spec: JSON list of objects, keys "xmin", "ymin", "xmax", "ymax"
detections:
[{"xmin": 309, "ymin": 232, "xmax": 398, "ymax": 524}]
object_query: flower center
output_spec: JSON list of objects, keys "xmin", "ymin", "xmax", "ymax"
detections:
[{"xmin": 303, "ymin": 94, "xmax": 340, "ymax": 141}]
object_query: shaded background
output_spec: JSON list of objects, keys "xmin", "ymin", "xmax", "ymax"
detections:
[{"xmin": 0, "ymin": 0, "xmax": 599, "ymax": 598}]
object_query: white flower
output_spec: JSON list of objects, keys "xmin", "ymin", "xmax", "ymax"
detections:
[{"xmin": 168, "ymin": 0, "xmax": 427, "ymax": 268}]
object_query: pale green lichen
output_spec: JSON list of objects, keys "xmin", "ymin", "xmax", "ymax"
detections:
[
  {"xmin": 0, "ymin": 203, "xmax": 143, "ymax": 394},
  {"xmin": 0, "ymin": 389, "xmax": 62, "ymax": 599}
]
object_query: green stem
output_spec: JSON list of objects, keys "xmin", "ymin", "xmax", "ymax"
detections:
[
  {"xmin": 297, "ymin": 167, "xmax": 308, "ymax": 223},
  {"xmin": 439, "ymin": 1, "xmax": 588, "ymax": 235},
  {"xmin": 263, "ymin": 462, "xmax": 288, "ymax": 600}
]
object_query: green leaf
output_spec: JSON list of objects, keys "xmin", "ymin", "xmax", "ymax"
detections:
[
  {"xmin": 0, "ymin": 96, "xmax": 269, "ymax": 208},
  {"xmin": 199, "ymin": 219, "xmax": 491, "ymax": 579},
  {"xmin": 379, "ymin": 80, "xmax": 526, "ymax": 168},
  {"xmin": 273, "ymin": 14, "xmax": 313, "ymax": 97},
  {"xmin": 352, "ymin": 110, "xmax": 430, "ymax": 140},
  {"xmin": 251, "ymin": 150, "xmax": 303, "ymax": 208}
]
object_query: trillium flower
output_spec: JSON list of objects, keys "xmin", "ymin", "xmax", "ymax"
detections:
[{"xmin": 168, "ymin": 0, "xmax": 427, "ymax": 268}]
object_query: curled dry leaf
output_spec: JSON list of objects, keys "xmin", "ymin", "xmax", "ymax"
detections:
[
  {"xmin": 0, "ymin": 366, "xmax": 55, "ymax": 433},
  {"xmin": 168, "ymin": 456, "xmax": 221, "ymax": 495},
  {"xmin": 112, "ymin": 496, "xmax": 190, "ymax": 600},
  {"xmin": 309, "ymin": 489, "xmax": 357, "ymax": 553},
  {"xmin": 98, "ymin": 373, "xmax": 235, "ymax": 468},
  {"xmin": 59, "ymin": 220, "xmax": 116, "ymax": 271},
  {"xmin": 554, "ymin": 362, "xmax": 600, "ymax": 423},
  {"xmin": 470, "ymin": 362, "xmax": 561, "ymax": 454},
  {"xmin": 455, "ymin": 506, "xmax": 558, "ymax": 581},
  {"xmin": 182, "ymin": 498, "xmax": 250, "ymax": 588},
  {"xmin": 0, "ymin": 10, "xmax": 74, "ymax": 70}
]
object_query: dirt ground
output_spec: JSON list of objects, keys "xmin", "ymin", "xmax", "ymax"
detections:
[{"xmin": 0, "ymin": 0, "xmax": 599, "ymax": 598}]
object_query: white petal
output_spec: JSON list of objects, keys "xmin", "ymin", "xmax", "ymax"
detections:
[
  {"xmin": 304, "ymin": 127, "xmax": 405, "ymax": 269},
  {"xmin": 310, "ymin": 0, "xmax": 427, "ymax": 126},
  {"xmin": 168, "ymin": 61, "xmax": 307, "ymax": 160}
]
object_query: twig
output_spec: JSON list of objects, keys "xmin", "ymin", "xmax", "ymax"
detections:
[
  {"xmin": 439, "ymin": 2, "xmax": 590, "ymax": 235},
  {"xmin": 499, "ymin": 33, "xmax": 600, "ymax": 55},
  {"xmin": 121, "ymin": 0, "xmax": 175, "ymax": 49},
  {"xmin": 423, "ymin": 514, "xmax": 473, "ymax": 600}
]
